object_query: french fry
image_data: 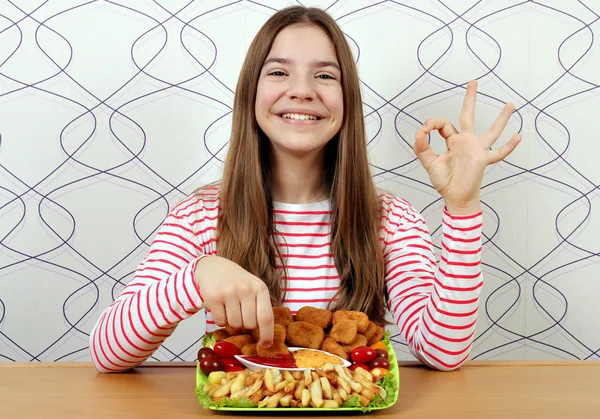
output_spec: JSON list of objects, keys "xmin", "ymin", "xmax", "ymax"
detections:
[
  {"xmin": 304, "ymin": 369, "xmax": 312, "ymax": 386},
  {"xmin": 265, "ymin": 369, "xmax": 275, "ymax": 392},
  {"xmin": 342, "ymin": 375, "xmax": 363, "ymax": 393},
  {"xmin": 320, "ymin": 377, "xmax": 332, "ymax": 400},
  {"xmin": 311, "ymin": 371, "xmax": 319, "ymax": 383},
  {"xmin": 354, "ymin": 367, "xmax": 374, "ymax": 383},
  {"xmin": 355, "ymin": 374, "xmax": 380, "ymax": 393},
  {"xmin": 211, "ymin": 380, "xmax": 232, "ymax": 399},
  {"xmin": 351, "ymin": 392, "xmax": 370, "ymax": 407},
  {"xmin": 283, "ymin": 370, "xmax": 295, "ymax": 382},
  {"xmin": 258, "ymin": 395, "xmax": 270, "ymax": 408},
  {"xmin": 231, "ymin": 379, "xmax": 263, "ymax": 399},
  {"xmin": 337, "ymin": 386, "xmax": 349, "ymax": 402},
  {"xmin": 250, "ymin": 390, "xmax": 263, "ymax": 405},
  {"xmin": 230, "ymin": 372, "xmax": 246, "ymax": 394},
  {"xmin": 266, "ymin": 391, "xmax": 285, "ymax": 408},
  {"xmin": 331, "ymin": 386, "xmax": 343, "ymax": 405},
  {"xmin": 292, "ymin": 371, "xmax": 303, "ymax": 380},
  {"xmin": 295, "ymin": 379, "xmax": 305, "ymax": 400},
  {"xmin": 284, "ymin": 381, "xmax": 296, "ymax": 394},
  {"xmin": 203, "ymin": 383, "xmax": 219, "ymax": 393},
  {"xmin": 337, "ymin": 375, "xmax": 352, "ymax": 394},
  {"xmin": 309, "ymin": 380, "xmax": 324, "ymax": 408},
  {"xmin": 301, "ymin": 388, "xmax": 311, "ymax": 406},
  {"xmin": 280, "ymin": 394, "xmax": 293, "ymax": 407},
  {"xmin": 273, "ymin": 374, "xmax": 284, "ymax": 385},
  {"xmin": 361, "ymin": 388, "xmax": 376, "ymax": 402},
  {"xmin": 322, "ymin": 362, "xmax": 335, "ymax": 372},
  {"xmin": 274, "ymin": 380, "xmax": 288, "ymax": 392},
  {"xmin": 290, "ymin": 399, "xmax": 298, "ymax": 408},
  {"xmin": 322, "ymin": 400, "xmax": 340, "ymax": 408}
]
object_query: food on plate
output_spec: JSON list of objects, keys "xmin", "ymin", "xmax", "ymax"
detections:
[
  {"xmin": 241, "ymin": 343, "xmax": 257, "ymax": 356},
  {"xmin": 286, "ymin": 321, "xmax": 326, "ymax": 349},
  {"xmin": 329, "ymin": 319, "xmax": 357, "ymax": 344},
  {"xmin": 367, "ymin": 325, "xmax": 385, "ymax": 346},
  {"xmin": 295, "ymin": 307, "xmax": 333, "ymax": 329},
  {"xmin": 273, "ymin": 306, "xmax": 294, "ymax": 327},
  {"xmin": 321, "ymin": 338, "xmax": 349, "ymax": 361},
  {"xmin": 342, "ymin": 334, "xmax": 368, "ymax": 352},
  {"xmin": 362, "ymin": 321, "xmax": 378, "ymax": 341},
  {"xmin": 332, "ymin": 310, "xmax": 369, "ymax": 334},
  {"xmin": 256, "ymin": 341, "xmax": 292, "ymax": 358},
  {"xmin": 200, "ymin": 362, "xmax": 388, "ymax": 408},
  {"xmin": 225, "ymin": 325, "xmax": 251, "ymax": 336},
  {"xmin": 293, "ymin": 349, "xmax": 344, "ymax": 368},
  {"xmin": 223, "ymin": 334, "xmax": 254, "ymax": 350},
  {"xmin": 212, "ymin": 328, "xmax": 230, "ymax": 342}
]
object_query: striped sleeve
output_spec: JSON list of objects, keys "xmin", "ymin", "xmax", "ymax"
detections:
[
  {"xmin": 382, "ymin": 197, "xmax": 482, "ymax": 371},
  {"xmin": 89, "ymin": 199, "xmax": 206, "ymax": 373}
]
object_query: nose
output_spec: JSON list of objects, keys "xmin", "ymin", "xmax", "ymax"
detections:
[{"xmin": 287, "ymin": 74, "xmax": 315, "ymax": 101}]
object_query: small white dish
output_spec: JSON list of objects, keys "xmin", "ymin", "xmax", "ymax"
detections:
[{"xmin": 234, "ymin": 347, "xmax": 351, "ymax": 372}]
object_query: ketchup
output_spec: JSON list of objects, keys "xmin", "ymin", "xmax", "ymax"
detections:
[{"xmin": 242, "ymin": 355, "xmax": 297, "ymax": 369}]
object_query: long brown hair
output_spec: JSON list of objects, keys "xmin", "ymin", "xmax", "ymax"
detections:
[{"xmin": 214, "ymin": 6, "xmax": 388, "ymax": 324}]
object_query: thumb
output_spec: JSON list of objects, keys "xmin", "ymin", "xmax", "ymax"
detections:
[{"xmin": 414, "ymin": 129, "xmax": 437, "ymax": 171}]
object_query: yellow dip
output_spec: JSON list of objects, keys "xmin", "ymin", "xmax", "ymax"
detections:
[{"xmin": 293, "ymin": 349, "xmax": 343, "ymax": 368}]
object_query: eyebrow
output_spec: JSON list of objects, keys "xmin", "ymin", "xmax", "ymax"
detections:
[{"xmin": 262, "ymin": 57, "xmax": 340, "ymax": 71}]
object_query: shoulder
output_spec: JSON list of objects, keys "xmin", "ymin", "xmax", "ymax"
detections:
[
  {"xmin": 376, "ymin": 190, "xmax": 426, "ymax": 228},
  {"xmin": 169, "ymin": 183, "xmax": 221, "ymax": 226}
]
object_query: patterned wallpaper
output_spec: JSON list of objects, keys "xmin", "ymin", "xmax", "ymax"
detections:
[{"xmin": 0, "ymin": 0, "xmax": 598, "ymax": 364}]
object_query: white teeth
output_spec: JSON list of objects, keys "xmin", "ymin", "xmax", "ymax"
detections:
[{"xmin": 280, "ymin": 113, "xmax": 319, "ymax": 120}]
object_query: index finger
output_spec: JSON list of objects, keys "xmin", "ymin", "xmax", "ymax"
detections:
[
  {"xmin": 256, "ymin": 289, "xmax": 274, "ymax": 348},
  {"xmin": 459, "ymin": 80, "xmax": 478, "ymax": 133}
]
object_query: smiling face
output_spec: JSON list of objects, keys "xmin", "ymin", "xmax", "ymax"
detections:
[{"xmin": 255, "ymin": 24, "xmax": 344, "ymax": 160}]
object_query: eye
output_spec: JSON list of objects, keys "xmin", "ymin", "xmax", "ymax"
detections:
[
  {"xmin": 268, "ymin": 71, "xmax": 286, "ymax": 76},
  {"xmin": 317, "ymin": 74, "xmax": 335, "ymax": 80}
]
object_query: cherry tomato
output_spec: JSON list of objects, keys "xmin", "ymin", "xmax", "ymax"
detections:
[
  {"xmin": 214, "ymin": 341, "xmax": 242, "ymax": 358},
  {"xmin": 224, "ymin": 366, "xmax": 246, "ymax": 373},
  {"xmin": 221, "ymin": 358, "xmax": 244, "ymax": 369},
  {"xmin": 197, "ymin": 347, "xmax": 216, "ymax": 363},
  {"xmin": 200, "ymin": 357, "xmax": 224, "ymax": 375},
  {"xmin": 374, "ymin": 348, "xmax": 388, "ymax": 360},
  {"xmin": 370, "ymin": 341, "xmax": 387, "ymax": 351},
  {"xmin": 349, "ymin": 363, "xmax": 370, "ymax": 372},
  {"xmin": 370, "ymin": 357, "xmax": 390, "ymax": 370},
  {"xmin": 351, "ymin": 346, "xmax": 377, "ymax": 364}
]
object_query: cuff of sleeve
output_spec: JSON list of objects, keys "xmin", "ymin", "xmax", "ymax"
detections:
[{"xmin": 186, "ymin": 255, "xmax": 208, "ymax": 309}]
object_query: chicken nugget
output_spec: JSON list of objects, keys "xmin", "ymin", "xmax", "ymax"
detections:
[
  {"xmin": 342, "ymin": 334, "xmax": 368, "ymax": 352},
  {"xmin": 367, "ymin": 326, "xmax": 385, "ymax": 346},
  {"xmin": 223, "ymin": 334, "xmax": 254, "ymax": 350},
  {"xmin": 296, "ymin": 306, "xmax": 332, "ymax": 329},
  {"xmin": 362, "ymin": 321, "xmax": 378, "ymax": 341},
  {"xmin": 321, "ymin": 338, "xmax": 349, "ymax": 361},
  {"xmin": 273, "ymin": 306, "xmax": 294, "ymax": 328},
  {"xmin": 256, "ymin": 341, "xmax": 291, "ymax": 358},
  {"xmin": 241, "ymin": 343, "xmax": 257, "ymax": 356},
  {"xmin": 211, "ymin": 328, "xmax": 230, "ymax": 342},
  {"xmin": 225, "ymin": 325, "xmax": 251, "ymax": 336},
  {"xmin": 329, "ymin": 319, "xmax": 357, "ymax": 344},
  {"xmin": 251, "ymin": 323, "xmax": 286, "ymax": 343},
  {"xmin": 332, "ymin": 310, "xmax": 369, "ymax": 334},
  {"xmin": 286, "ymin": 321, "xmax": 325, "ymax": 349}
]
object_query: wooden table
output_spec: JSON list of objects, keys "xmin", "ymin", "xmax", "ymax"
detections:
[{"xmin": 1, "ymin": 361, "xmax": 599, "ymax": 418}]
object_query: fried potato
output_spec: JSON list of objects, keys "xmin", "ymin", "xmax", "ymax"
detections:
[
  {"xmin": 295, "ymin": 306, "xmax": 332, "ymax": 329},
  {"xmin": 273, "ymin": 306, "xmax": 294, "ymax": 327},
  {"xmin": 223, "ymin": 334, "xmax": 254, "ymax": 350},
  {"xmin": 321, "ymin": 337, "xmax": 349, "ymax": 360},
  {"xmin": 286, "ymin": 321, "xmax": 325, "ymax": 349},
  {"xmin": 329, "ymin": 319, "xmax": 357, "ymax": 344},
  {"xmin": 332, "ymin": 310, "xmax": 369, "ymax": 334}
]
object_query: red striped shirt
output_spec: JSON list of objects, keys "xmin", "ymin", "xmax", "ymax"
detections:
[{"xmin": 89, "ymin": 188, "xmax": 483, "ymax": 373}]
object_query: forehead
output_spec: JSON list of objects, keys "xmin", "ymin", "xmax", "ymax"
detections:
[{"xmin": 267, "ymin": 24, "xmax": 338, "ymax": 63}]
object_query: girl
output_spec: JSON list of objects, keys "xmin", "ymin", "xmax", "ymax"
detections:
[{"xmin": 89, "ymin": 6, "xmax": 520, "ymax": 373}]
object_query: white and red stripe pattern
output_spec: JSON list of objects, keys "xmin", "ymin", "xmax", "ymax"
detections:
[{"xmin": 89, "ymin": 187, "xmax": 482, "ymax": 373}]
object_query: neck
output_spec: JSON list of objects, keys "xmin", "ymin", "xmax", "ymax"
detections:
[{"xmin": 270, "ymin": 150, "xmax": 329, "ymax": 204}]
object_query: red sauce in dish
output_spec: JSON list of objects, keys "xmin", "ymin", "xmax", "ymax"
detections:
[{"xmin": 242, "ymin": 355, "xmax": 297, "ymax": 369}]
